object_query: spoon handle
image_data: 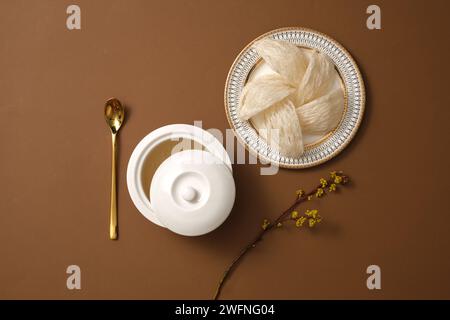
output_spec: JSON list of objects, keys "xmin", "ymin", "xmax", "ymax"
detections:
[{"xmin": 109, "ymin": 132, "xmax": 118, "ymax": 240}]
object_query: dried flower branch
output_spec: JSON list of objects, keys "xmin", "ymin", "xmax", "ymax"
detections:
[{"xmin": 213, "ymin": 171, "xmax": 349, "ymax": 300}]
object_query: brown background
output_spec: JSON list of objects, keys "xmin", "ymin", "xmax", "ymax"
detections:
[{"xmin": 1, "ymin": 0, "xmax": 449, "ymax": 299}]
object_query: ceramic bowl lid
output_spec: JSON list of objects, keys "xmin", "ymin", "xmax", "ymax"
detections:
[{"xmin": 150, "ymin": 149, "xmax": 235, "ymax": 236}]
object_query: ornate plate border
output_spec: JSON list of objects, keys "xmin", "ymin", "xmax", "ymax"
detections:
[{"xmin": 224, "ymin": 27, "xmax": 366, "ymax": 168}]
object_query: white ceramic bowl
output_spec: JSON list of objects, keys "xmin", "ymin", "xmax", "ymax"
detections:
[{"xmin": 126, "ymin": 124, "xmax": 235, "ymax": 236}]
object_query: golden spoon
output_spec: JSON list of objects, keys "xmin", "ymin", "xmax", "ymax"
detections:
[{"xmin": 104, "ymin": 98, "xmax": 124, "ymax": 240}]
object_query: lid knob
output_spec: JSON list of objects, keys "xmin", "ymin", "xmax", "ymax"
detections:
[{"xmin": 181, "ymin": 186, "xmax": 197, "ymax": 202}]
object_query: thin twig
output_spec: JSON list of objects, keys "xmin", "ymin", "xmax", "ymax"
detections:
[{"xmin": 213, "ymin": 173, "xmax": 347, "ymax": 300}]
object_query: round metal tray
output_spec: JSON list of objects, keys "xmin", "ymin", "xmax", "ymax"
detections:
[{"xmin": 224, "ymin": 27, "xmax": 365, "ymax": 168}]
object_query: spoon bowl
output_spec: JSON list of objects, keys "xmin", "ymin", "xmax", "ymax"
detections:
[{"xmin": 104, "ymin": 98, "xmax": 125, "ymax": 134}]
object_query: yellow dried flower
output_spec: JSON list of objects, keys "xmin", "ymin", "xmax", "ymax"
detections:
[
  {"xmin": 305, "ymin": 209, "xmax": 319, "ymax": 219},
  {"xmin": 295, "ymin": 189, "xmax": 305, "ymax": 198},
  {"xmin": 334, "ymin": 175, "xmax": 343, "ymax": 184},
  {"xmin": 320, "ymin": 178, "xmax": 328, "ymax": 188},
  {"xmin": 315, "ymin": 188, "xmax": 324, "ymax": 198},
  {"xmin": 316, "ymin": 215, "xmax": 323, "ymax": 223},
  {"xmin": 307, "ymin": 195, "xmax": 313, "ymax": 201},
  {"xmin": 329, "ymin": 183, "xmax": 337, "ymax": 192},
  {"xmin": 308, "ymin": 218, "xmax": 317, "ymax": 228},
  {"xmin": 276, "ymin": 222, "xmax": 283, "ymax": 228},
  {"xmin": 295, "ymin": 216, "xmax": 307, "ymax": 227},
  {"xmin": 291, "ymin": 211, "xmax": 299, "ymax": 219},
  {"xmin": 261, "ymin": 219, "xmax": 270, "ymax": 230},
  {"xmin": 330, "ymin": 171, "xmax": 337, "ymax": 179}
]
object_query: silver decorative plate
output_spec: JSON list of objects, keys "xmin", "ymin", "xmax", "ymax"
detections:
[{"xmin": 224, "ymin": 27, "xmax": 365, "ymax": 168}]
